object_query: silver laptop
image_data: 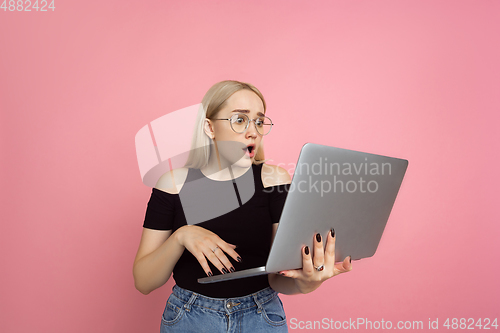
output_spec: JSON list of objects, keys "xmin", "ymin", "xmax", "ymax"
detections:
[{"xmin": 198, "ymin": 143, "xmax": 408, "ymax": 283}]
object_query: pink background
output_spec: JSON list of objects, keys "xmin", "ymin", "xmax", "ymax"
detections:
[{"xmin": 1, "ymin": 0, "xmax": 499, "ymax": 332}]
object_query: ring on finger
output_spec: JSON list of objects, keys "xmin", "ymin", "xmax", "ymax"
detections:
[
  {"xmin": 313, "ymin": 264, "xmax": 324, "ymax": 272},
  {"xmin": 211, "ymin": 246, "xmax": 219, "ymax": 253}
]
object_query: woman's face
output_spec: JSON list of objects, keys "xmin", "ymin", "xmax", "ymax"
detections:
[{"xmin": 208, "ymin": 89, "xmax": 265, "ymax": 168}]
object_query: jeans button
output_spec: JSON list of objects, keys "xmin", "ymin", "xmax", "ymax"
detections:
[{"xmin": 226, "ymin": 302, "xmax": 232, "ymax": 309}]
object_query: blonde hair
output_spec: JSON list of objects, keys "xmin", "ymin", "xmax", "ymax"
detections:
[{"xmin": 184, "ymin": 80, "xmax": 267, "ymax": 169}]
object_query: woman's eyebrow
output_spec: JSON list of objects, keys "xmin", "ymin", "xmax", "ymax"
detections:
[{"xmin": 231, "ymin": 109, "xmax": 265, "ymax": 117}]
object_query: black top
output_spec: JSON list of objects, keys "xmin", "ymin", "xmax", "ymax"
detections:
[{"xmin": 143, "ymin": 163, "xmax": 290, "ymax": 297}]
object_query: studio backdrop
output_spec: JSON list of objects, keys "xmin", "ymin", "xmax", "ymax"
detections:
[{"xmin": 1, "ymin": 1, "xmax": 499, "ymax": 332}]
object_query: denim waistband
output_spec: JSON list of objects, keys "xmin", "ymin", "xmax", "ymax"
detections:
[{"xmin": 171, "ymin": 284, "xmax": 278, "ymax": 315}]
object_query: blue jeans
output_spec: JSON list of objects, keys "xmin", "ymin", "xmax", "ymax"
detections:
[{"xmin": 160, "ymin": 285, "xmax": 288, "ymax": 333}]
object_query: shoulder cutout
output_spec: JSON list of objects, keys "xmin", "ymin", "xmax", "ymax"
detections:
[
  {"xmin": 261, "ymin": 164, "xmax": 292, "ymax": 188},
  {"xmin": 155, "ymin": 168, "xmax": 189, "ymax": 194}
]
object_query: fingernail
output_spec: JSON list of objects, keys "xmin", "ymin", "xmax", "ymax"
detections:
[
  {"xmin": 237, "ymin": 256, "xmax": 242, "ymax": 262},
  {"xmin": 230, "ymin": 267, "xmax": 235, "ymax": 273},
  {"xmin": 207, "ymin": 271, "xmax": 213, "ymax": 277},
  {"xmin": 222, "ymin": 268, "xmax": 229, "ymax": 274},
  {"xmin": 316, "ymin": 233, "xmax": 321, "ymax": 242},
  {"xmin": 349, "ymin": 256, "xmax": 352, "ymax": 263},
  {"xmin": 305, "ymin": 246, "xmax": 310, "ymax": 255},
  {"xmin": 331, "ymin": 228, "xmax": 335, "ymax": 237}
]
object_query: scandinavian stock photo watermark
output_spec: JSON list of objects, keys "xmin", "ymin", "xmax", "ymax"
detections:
[
  {"xmin": 288, "ymin": 317, "xmax": 499, "ymax": 330},
  {"xmin": 135, "ymin": 105, "xmax": 396, "ymax": 224},
  {"xmin": 262, "ymin": 157, "xmax": 392, "ymax": 197},
  {"xmin": 1, "ymin": 0, "xmax": 56, "ymax": 11}
]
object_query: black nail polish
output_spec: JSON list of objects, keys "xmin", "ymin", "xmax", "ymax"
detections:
[
  {"xmin": 222, "ymin": 268, "xmax": 229, "ymax": 274},
  {"xmin": 316, "ymin": 233, "xmax": 321, "ymax": 242},
  {"xmin": 349, "ymin": 256, "xmax": 352, "ymax": 263},
  {"xmin": 305, "ymin": 246, "xmax": 309, "ymax": 255},
  {"xmin": 208, "ymin": 272, "xmax": 213, "ymax": 277},
  {"xmin": 237, "ymin": 256, "xmax": 242, "ymax": 263},
  {"xmin": 230, "ymin": 267, "xmax": 235, "ymax": 273},
  {"xmin": 331, "ymin": 228, "xmax": 335, "ymax": 237}
]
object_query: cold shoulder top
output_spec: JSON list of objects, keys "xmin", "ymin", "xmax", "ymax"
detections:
[{"xmin": 142, "ymin": 163, "xmax": 290, "ymax": 297}]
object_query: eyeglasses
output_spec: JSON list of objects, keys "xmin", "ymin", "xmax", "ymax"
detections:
[{"xmin": 211, "ymin": 113, "xmax": 273, "ymax": 136}]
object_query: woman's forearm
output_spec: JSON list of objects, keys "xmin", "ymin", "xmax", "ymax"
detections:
[
  {"xmin": 133, "ymin": 231, "xmax": 185, "ymax": 295},
  {"xmin": 269, "ymin": 273, "xmax": 322, "ymax": 295},
  {"xmin": 268, "ymin": 274, "xmax": 302, "ymax": 295}
]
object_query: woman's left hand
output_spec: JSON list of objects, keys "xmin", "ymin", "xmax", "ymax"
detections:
[{"xmin": 278, "ymin": 229, "xmax": 352, "ymax": 294}]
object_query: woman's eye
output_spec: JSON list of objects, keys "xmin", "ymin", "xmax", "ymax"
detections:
[
  {"xmin": 236, "ymin": 117, "xmax": 245, "ymax": 123},
  {"xmin": 255, "ymin": 119, "xmax": 264, "ymax": 126}
]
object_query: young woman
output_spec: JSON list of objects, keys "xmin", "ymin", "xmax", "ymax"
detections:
[{"xmin": 133, "ymin": 80, "xmax": 353, "ymax": 332}]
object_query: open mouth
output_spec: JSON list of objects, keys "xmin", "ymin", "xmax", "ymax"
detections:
[{"xmin": 242, "ymin": 144, "xmax": 255, "ymax": 157}]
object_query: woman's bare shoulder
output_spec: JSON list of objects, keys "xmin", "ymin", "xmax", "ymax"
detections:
[
  {"xmin": 154, "ymin": 167, "xmax": 189, "ymax": 194},
  {"xmin": 261, "ymin": 163, "xmax": 292, "ymax": 188}
]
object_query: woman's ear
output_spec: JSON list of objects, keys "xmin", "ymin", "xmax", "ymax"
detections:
[{"xmin": 203, "ymin": 118, "xmax": 215, "ymax": 139}]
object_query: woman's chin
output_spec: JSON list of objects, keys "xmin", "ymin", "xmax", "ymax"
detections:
[{"xmin": 231, "ymin": 155, "xmax": 253, "ymax": 169}]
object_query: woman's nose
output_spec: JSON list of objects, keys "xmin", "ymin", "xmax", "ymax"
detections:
[{"xmin": 246, "ymin": 120, "xmax": 259, "ymax": 137}]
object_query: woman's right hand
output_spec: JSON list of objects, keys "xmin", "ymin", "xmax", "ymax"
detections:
[{"xmin": 173, "ymin": 225, "xmax": 241, "ymax": 276}]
